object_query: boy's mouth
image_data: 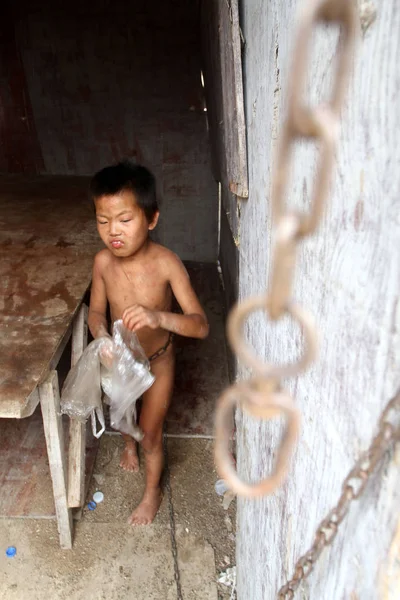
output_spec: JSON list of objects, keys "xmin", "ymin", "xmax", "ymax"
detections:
[{"xmin": 110, "ymin": 240, "xmax": 123, "ymax": 249}]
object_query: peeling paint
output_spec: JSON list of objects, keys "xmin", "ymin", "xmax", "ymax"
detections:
[{"xmin": 359, "ymin": 1, "xmax": 377, "ymax": 36}]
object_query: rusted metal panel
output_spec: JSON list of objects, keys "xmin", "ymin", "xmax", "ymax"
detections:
[{"xmin": 0, "ymin": 175, "xmax": 101, "ymax": 418}]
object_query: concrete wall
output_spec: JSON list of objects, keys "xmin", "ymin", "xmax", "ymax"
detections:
[
  {"xmin": 0, "ymin": 0, "xmax": 218, "ymax": 262},
  {"xmin": 236, "ymin": 1, "xmax": 400, "ymax": 599}
]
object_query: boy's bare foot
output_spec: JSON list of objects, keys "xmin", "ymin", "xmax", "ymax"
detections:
[
  {"xmin": 128, "ymin": 488, "xmax": 163, "ymax": 526},
  {"xmin": 120, "ymin": 443, "xmax": 139, "ymax": 472}
]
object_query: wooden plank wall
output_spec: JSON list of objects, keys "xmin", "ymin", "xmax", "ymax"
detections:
[
  {"xmin": 200, "ymin": 0, "xmax": 246, "ymax": 313},
  {"xmin": 236, "ymin": 1, "xmax": 400, "ymax": 598}
]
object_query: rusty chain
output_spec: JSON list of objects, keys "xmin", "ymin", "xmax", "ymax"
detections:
[
  {"xmin": 278, "ymin": 390, "xmax": 400, "ymax": 599},
  {"xmin": 215, "ymin": 0, "xmax": 357, "ymax": 497}
]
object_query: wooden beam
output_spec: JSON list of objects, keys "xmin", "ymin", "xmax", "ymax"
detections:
[
  {"xmin": 39, "ymin": 370, "xmax": 73, "ymax": 549},
  {"xmin": 68, "ymin": 304, "xmax": 88, "ymax": 508}
]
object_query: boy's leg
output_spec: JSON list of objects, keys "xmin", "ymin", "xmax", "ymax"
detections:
[
  {"xmin": 129, "ymin": 350, "xmax": 175, "ymax": 526},
  {"xmin": 120, "ymin": 433, "xmax": 139, "ymax": 472}
]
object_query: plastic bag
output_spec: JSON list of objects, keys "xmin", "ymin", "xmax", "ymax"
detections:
[
  {"xmin": 102, "ymin": 320, "xmax": 155, "ymax": 441},
  {"xmin": 61, "ymin": 320, "xmax": 155, "ymax": 442},
  {"xmin": 60, "ymin": 337, "xmax": 112, "ymax": 438}
]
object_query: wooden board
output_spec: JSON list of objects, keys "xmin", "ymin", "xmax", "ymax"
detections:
[
  {"xmin": 39, "ymin": 370, "xmax": 72, "ymax": 549},
  {"xmin": 233, "ymin": 1, "xmax": 400, "ymax": 598},
  {"xmin": 0, "ymin": 175, "xmax": 102, "ymax": 418},
  {"xmin": 201, "ymin": 0, "xmax": 248, "ymax": 202}
]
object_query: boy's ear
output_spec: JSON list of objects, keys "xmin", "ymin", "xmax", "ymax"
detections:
[{"xmin": 148, "ymin": 211, "xmax": 160, "ymax": 231}]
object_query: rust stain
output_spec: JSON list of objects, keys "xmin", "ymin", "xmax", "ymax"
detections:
[
  {"xmin": 56, "ymin": 237, "xmax": 74, "ymax": 248},
  {"xmin": 354, "ymin": 199, "xmax": 364, "ymax": 232},
  {"xmin": 7, "ymin": 277, "xmax": 77, "ymax": 316},
  {"xmin": 25, "ymin": 235, "xmax": 39, "ymax": 248}
]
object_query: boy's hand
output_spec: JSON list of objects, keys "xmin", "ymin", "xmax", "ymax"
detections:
[
  {"xmin": 122, "ymin": 305, "xmax": 161, "ymax": 332},
  {"xmin": 99, "ymin": 337, "xmax": 114, "ymax": 370}
]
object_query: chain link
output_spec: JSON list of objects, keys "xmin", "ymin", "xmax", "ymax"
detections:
[
  {"xmin": 163, "ymin": 434, "xmax": 183, "ymax": 600},
  {"xmin": 215, "ymin": 0, "xmax": 357, "ymax": 497},
  {"xmin": 278, "ymin": 391, "xmax": 400, "ymax": 599}
]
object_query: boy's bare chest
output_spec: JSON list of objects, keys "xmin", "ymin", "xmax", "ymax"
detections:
[{"xmin": 104, "ymin": 263, "xmax": 171, "ymax": 312}]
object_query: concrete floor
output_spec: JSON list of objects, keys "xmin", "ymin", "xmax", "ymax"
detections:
[
  {"xmin": 0, "ymin": 261, "xmax": 235, "ymax": 598},
  {"xmin": 0, "ymin": 436, "xmax": 236, "ymax": 600}
]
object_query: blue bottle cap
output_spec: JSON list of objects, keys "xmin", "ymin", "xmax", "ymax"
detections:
[
  {"xmin": 87, "ymin": 501, "xmax": 97, "ymax": 511},
  {"xmin": 6, "ymin": 546, "xmax": 16, "ymax": 558}
]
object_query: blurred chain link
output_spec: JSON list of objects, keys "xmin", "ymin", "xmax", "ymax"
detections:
[{"xmin": 215, "ymin": 0, "xmax": 357, "ymax": 499}]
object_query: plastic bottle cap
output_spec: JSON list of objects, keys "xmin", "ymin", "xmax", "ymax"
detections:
[
  {"xmin": 215, "ymin": 479, "xmax": 229, "ymax": 496},
  {"xmin": 93, "ymin": 491, "xmax": 104, "ymax": 504},
  {"xmin": 6, "ymin": 546, "xmax": 16, "ymax": 558},
  {"xmin": 87, "ymin": 501, "xmax": 97, "ymax": 511}
]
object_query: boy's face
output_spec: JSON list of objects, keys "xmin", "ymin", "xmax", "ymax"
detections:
[{"xmin": 95, "ymin": 190, "xmax": 158, "ymax": 258}]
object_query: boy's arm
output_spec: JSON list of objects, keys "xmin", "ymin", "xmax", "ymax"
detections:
[
  {"xmin": 122, "ymin": 257, "xmax": 209, "ymax": 339},
  {"xmin": 88, "ymin": 253, "xmax": 109, "ymax": 339}
]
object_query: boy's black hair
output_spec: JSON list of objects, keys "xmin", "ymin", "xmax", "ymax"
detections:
[{"xmin": 90, "ymin": 161, "xmax": 159, "ymax": 223}]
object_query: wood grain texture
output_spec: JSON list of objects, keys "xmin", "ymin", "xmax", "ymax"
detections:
[
  {"xmin": 236, "ymin": 0, "xmax": 400, "ymax": 598},
  {"xmin": 200, "ymin": 0, "xmax": 248, "ymax": 240},
  {"xmin": 68, "ymin": 304, "xmax": 88, "ymax": 508},
  {"xmin": 39, "ymin": 370, "xmax": 72, "ymax": 549},
  {"xmin": 219, "ymin": 0, "xmax": 248, "ymax": 199}
]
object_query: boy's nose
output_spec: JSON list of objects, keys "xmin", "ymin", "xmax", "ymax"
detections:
[{"xmin": 109, "ymin": 222, "xmax": 121, "ymax": 236}]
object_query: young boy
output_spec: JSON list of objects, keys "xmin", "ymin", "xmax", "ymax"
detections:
[{"xmin": 88, "ymin": 161, "xmax": 209, "ymax": 525}]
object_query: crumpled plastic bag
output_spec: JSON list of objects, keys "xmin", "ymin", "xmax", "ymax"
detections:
[
  {"xmin": 61, "ymin": 337, "xmax": 109, "ymax": 438},
  {"xmin": 61, "ymin": 320, "xmax": 155, "ymax": 441},
  {"xmin": 102, "ymin": 320, "xmax": 155, "ymax": 440}
]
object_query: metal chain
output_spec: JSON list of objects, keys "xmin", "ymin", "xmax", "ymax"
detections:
[
  {"xmin": 215, "ymin": 0, "xmax": 357, "ymax": 498},
  {"xmin": 163, "ymin": 434, "xmax": 183, "ymax": 600},
  {"xmin": 278, "ymin": 391, "xmax": 400, "ymax": 599}
]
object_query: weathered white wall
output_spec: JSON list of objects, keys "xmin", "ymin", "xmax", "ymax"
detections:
[{"xmin": 237, "ymin": 1, "xmax": 400, "ymax": 598}]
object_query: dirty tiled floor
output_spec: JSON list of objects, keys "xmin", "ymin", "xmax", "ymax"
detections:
[{"xmin": 0, "ymin": 436, "xmax": 236, "ymax": 600}]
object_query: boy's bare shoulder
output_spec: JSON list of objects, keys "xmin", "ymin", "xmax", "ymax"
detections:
[
  {"xmin": 93, "ymin": 248, "xmax": 113, "ymax": 273},
  {"xmin": 150, "ymin": 243, "xmax": 187, "ymax": 276}
]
